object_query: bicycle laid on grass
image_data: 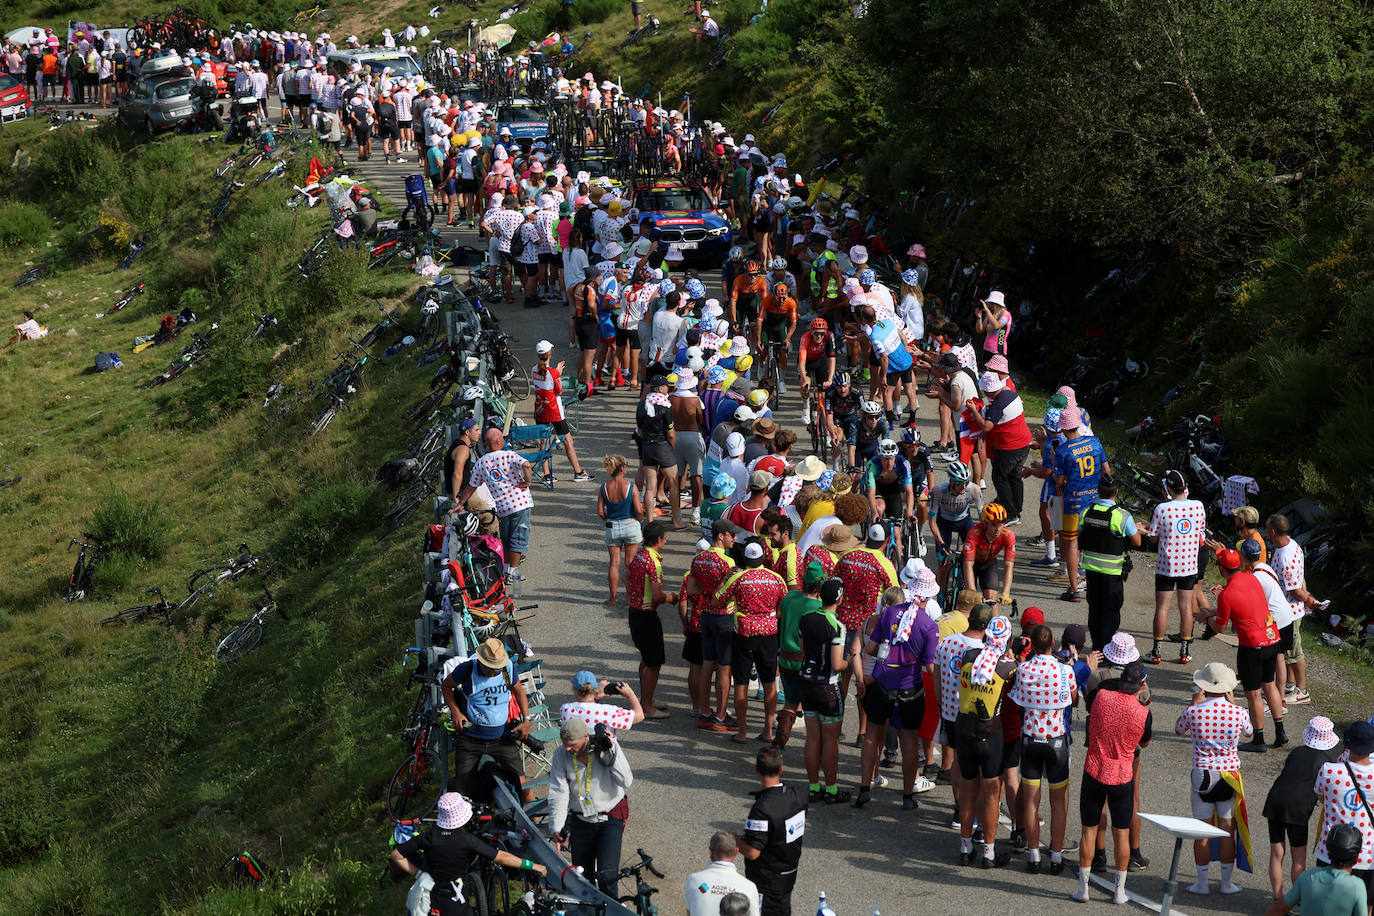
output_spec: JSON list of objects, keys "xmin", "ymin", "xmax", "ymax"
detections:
[
  {"xmin": 64, "ymin": 533, "xmax": 105, "ymax": 602},
  {"xmin": 214, "ymin": 583, "xmax": 288, "ymax": 661},
  {"xmin": 101, "ymin": 586, "xmax": 179, "ymax": 626},
  {"xmin": 184, "ymin": 544, "xmax": 275, "ymax": 612}
]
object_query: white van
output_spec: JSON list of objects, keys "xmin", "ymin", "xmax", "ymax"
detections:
[{"xmin": 325, "ymin": 49, "xmax": 423, "ymax": 81}]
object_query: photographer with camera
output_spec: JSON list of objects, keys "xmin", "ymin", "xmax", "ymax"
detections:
[
  {"xmin": 548, "ymin": 717, "xmax": 634, "ymax": 896},
  {"xmin": 561, "ymin": 669, "xmax": 646, "ymax": 730}
]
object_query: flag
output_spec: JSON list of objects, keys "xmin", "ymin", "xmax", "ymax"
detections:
[
  {"xmin": 305, "ymin": 156, "xmax": 324, "ymax": 186},
  {"xmin": 1207, "ymin": 769, "xmax": 1253, "ymax": 873}
]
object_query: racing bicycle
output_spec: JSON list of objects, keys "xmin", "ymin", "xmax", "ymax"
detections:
[
  {"xmin": 758, "ymin": 340, "xmax": 786, "ymax": 411},
  {"xmin": 935, "ymin": 526, "xmax": 965, "ymax": 611},
  {"xmin": 64, "ymin": 534, "xmax": 106, "ymax": 602},
  {"xmin": 100, "ymin": 586, "xmax": 179, "ymax": 626},
  {"xmin": 805, "ymin": 383, "xmax": 833, "ymax": 463},
  {"xmin": 111, "ymin": 282, "xmax": 146, "ymax": 312},
  {"xmin": 615, "ymin": 849, "xmax": 664, "ymax": 916}
]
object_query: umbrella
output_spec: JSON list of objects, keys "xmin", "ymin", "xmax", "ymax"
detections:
[
  {"xmin": 476, "ymin": 24, "xmax": 516, "ymax": 47},
  {"xmin": 7, "ymin": 26, "xmax": 46, "ymax": 46}
]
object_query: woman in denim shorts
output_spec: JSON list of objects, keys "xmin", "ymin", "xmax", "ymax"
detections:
[{"xmin": 598, "ymin": 454, "xmax": 644, "ymax": 605}]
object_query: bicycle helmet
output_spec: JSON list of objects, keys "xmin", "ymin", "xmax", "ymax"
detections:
[
  {"xmin": 1327, "ymin": 823, "xmax": 1363, "ymax": 868},
  {"xmin": 747, "ymin": 389, "xmax": 769, "ymax": 408},
  {"xmin": 773, "ymin": 282, "xmax": 790, "ymax": 298},
  {"xmin": 728, "ymin": 246, "xmax": 744, "ymax": 262},
  {"xmin": 461, "ymin": 385, "xmax": 486, "ymax": 401},
  {"xmin": 455, "ymin": 512, "xmax": 481, "ymax": 537},
  {"xmin": 834, "ymin": 370, "xmax": 851, "ymax": 386},
  {"xmin": 982, "ymin": 502, "xmax": 1008, "ymax": 524},
  {"xmin": 769, "ymin": 257, "xmax": 788, "ymax": 271},
  {"xmin": 947, "ymin": 461, "xmax": 971, "ymax": 485},
  {"xmin": 902, "ymin": 426, "xmax": 922, "ymax": 445},
  {"xmin": 861, "ymin": 399, "xmax": 883, "ymax": 416},
  {"xmin": 877, "ymin": 438, "xmax": 898, "ymax": 458},
  {"xmin": 745, "ymin": 259, "xmax": 761, "ymax": 274},
  {"xmin": 809, "ymin": 318, "xmax": 829, "ymax": 332}
]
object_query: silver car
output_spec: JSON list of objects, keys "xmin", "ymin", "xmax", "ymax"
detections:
[{"xmin": 118, "ymin": 75, "xmax": 199, "ymax": 135}]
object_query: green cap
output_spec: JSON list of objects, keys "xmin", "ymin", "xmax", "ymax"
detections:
[
  {"xmin": 1047, "ymin": 393, "xmax": 1069, "ymax": 409},
  {"xmin": 967, "ymin": 602, "xmax": 993, "ymax": 629},
  {"xmin": 802, "ymin": 561, "xmax": 827, "ymax": 590}
]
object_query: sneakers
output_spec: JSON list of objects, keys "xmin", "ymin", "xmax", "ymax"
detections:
[
  {"xmin": 1010, "ymin": 828, "xmax": 1026, "ymax": 850},
  {"xmin": 1026, "ymin": 858, "xmax": 1040, "ymax": 874},
  {"xmin": 852, "ymin": 788, "xmax": 873, "ymax": 808},
  {"xmin": 1146, "ymin": 651, "xmax": 1163, "ymax": 665},
  {"xmin": 1091, "ymin": 850, "xmax": 1107, "ymax": 875},
  {"xmin": 1049, "ymin": 859, "xmax": 1065, "ymax": 876},
  {"xmin": 809, "ymin": 788, "xmax": 827, "ymax": 803},
  {"xmin": 1239, "ymin": 738, "xmax": 1268, "ymax": 754},
  {"xmin": 902, "ymin": 795, "xmax": 919, "ymax": 810},
  {"xmin": 1290, "ymin": 688, "xmax": 1311, "ymax": 705},
  {"xmin": 1007, "ymin": 516, "xmax": 1022, "ymax": 526},
  {"xmin": 1166, "ymin": 632, "xmax": 1185, "ymax": 643},
  {"xmin": 872, "ymin": 773, "xmax": 889, "ymax": 788},
  {"xmin": 1047, "ymin": 570, "xmax": 1071, "ymax": 583},
  {"xmin": 1059, "ymin": 589, "xmax": 1082, "ymax": 602},
  {"xmin": 935, "ymin": 768, "xmax": 952, "ymax": 785},
  {"xmin": 922, "ymin": 763, "xmax": 941, "ymax": 782},
  {"xmin": 912, "ymin": 775, "xmax": 936, "ymax": 794},
  {"xmin": 880, "ymin": 751, "xmax": 898, "ymax": 769},
  {"xmin": 824, "ymin": 788, "xmax": 853, "ymax": 805},
  {"xmin": 572, "ymin": 470, "xmax": 594, "ymax": 481},
  {"xmin": 959, "ymin": 850, "xmax": 975, "ymax": 867},
  {"xmin": 949, "ymin": 816, "xmax": 961, "ymax": 831},
  {"xmin": 980, "ymin": 849, "xmax": 1012, "ymax": 869},
  {"xmin": 1028, "ymin": 556, "xmax": 1060, "ymax": 568},
  {"xmin": 1024, "ymin": 535, "xmax": 1045, "ymax": 547},
  {"xmin": 1128, "ymin": 851, "xmax": 1150, "ymax": 871}
]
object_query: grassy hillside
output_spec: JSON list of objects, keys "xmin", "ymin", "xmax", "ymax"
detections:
[{"xmin": 0, "ymin": 117, "xmax": 448, "ymax": 913}]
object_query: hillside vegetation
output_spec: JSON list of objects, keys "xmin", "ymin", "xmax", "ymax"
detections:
[{"xmin": 0, "ymin": 116, "xmax": 440, "ymax": 912}]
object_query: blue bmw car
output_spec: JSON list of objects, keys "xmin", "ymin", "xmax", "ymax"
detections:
[{"xmin": 630, "ymin": 179, "xmax": 733, "ymax": 264}]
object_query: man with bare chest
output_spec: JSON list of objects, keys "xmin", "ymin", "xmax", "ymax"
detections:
[{"xmin": 673, "ymin": 376, "xmax": 707, "ymax": 526}]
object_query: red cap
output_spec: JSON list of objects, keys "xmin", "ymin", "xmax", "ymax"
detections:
[
  {"xmin": 1020, "ymin": 606, "xmax": 1045, "ymax": 628},
  {"xmin": 755, "ymin": 455, "xmax": 788, "ymax": 478},
  {"xmin": 1217, "ymin": 548, "xmax": 1242, "ymax": 571}
]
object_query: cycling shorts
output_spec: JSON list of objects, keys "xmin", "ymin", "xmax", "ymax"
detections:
[
  {"xmin": 1080, "ymin": 773, "xmax": 1133, "ymax": 829},
  {"xmin": 761, "ymin": 314, "xmax": 790, "ymax": 346},
  {"xmin": 954, "ymin": 719, "xmax": 1004, "ymax": 780},
  {"xmin": 972, "ymin": 559, "xmax": 1003, "ymax": 593},
  {"xmin": 799, "ymin": 680, "xmax": 843, "ymax": 723},
  {"xmin": 1019, "ymin": 734, "xmax": 1071, "ymax": 787},
  {"xmin": 937, "ymin": 515, "xmax": 975, "ymax": 548}
]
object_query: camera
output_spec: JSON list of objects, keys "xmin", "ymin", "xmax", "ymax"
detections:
[
  {"xmin": 589, "ymin": 722, "xmax": 614, "ymax": 755},
  {"xmin": 604, "ymin": 681, "xmax": 625, "ymax": 697}
]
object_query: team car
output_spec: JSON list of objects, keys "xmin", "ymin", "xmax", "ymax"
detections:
[
  {"xmin": 630, "ymin": 178, "xmax": 732, "ymax": 263},
  {"xmin": 494, "ymin": 97, "xmax": 552, "ymax": 144}
]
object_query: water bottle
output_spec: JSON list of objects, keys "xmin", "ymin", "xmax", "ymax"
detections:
[{"xmin": 817, "ymin": 891, "xmax": 837, "ymax": 916}]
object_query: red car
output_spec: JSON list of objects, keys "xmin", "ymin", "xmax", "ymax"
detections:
[{"xmin": 0, "ymin": 74, "xmax": 33, "ymax": 122}]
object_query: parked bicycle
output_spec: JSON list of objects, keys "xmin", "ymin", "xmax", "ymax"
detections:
[
  {"xmin": 214, "ymin": 582, "xmax": 288, "ymax": 661},
  {"xmin": 100, "ymin": 586, "xmax": 179, "ymax": 626},
  {"xmin": 111, "ymin": 282, "xmax": 146, "ymax": 313},
  {"xmin": 64, "ymin": 533, "xmax": 106, "ymax": 602}
]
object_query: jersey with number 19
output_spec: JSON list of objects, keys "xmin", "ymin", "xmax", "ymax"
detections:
[{"xmin": 1052, "ymin": 434, "xmax": 1107, "ymax": 514}]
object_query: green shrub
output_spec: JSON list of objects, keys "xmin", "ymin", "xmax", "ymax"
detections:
[
  {"xmin": 91, "ymin": 552, "xmax": 141, "ymax": 594},
  {"xmin": 294, "ymin": 245, "xmax": 369, "ymax": 321},
  {"xmin": 87, "ymin": 489, "xmax": 172, "ymax": 562},
  {"xmin": 273, "ymin": 480, "xmax": 386, "ymax": 569},
  {"xmin": 0, "ymin": 202, "xmax": 49, "ymax": 249},
  {"xmin": 0, "ymin": 609, "xmax": 13, "ymax": 632},
  {"xmin": 29, "ymin": 127, "xmax": 127, "ymax": 208}
]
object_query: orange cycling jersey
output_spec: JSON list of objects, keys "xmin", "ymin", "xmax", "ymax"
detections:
[
  {"xmin": 730, "ymin": 274, "xmax": 767, "ymax": 304},
  {"xmin": 763, "ymin": 294, "xmax": 797, "ymax": 318},
  {"xmin": 962, "ymin": 523, "xmax": 1016, "ymax": 564}
]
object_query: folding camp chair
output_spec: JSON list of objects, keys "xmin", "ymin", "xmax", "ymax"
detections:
[{"xmin": 506, "ymin": 423, "xmax": 557, "ymax": 490}]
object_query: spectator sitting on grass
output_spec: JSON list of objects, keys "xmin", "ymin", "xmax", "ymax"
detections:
[{"xmin": 14, "ymin": 311, "xmax": 45, "ymax": 340}]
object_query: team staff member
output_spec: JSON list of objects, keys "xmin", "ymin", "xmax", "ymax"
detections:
[
  {"xmin": 740, "ymin": 746, "xmax": 807, "ymax": 916},
  {"xmin": 1078, "ymin": 475, "xmax": 1141, "ymax": 649},
  {"xmin": 626, "ymin": 522, "xmax": 679, "ymax": 717},
  {"xmin": 548, "ymin": 717, "xmax": 634, "ymax": 896},
  {"xmin": 441, "ymin": 637, "xmax": 532, "ymax": 798},
  {"xmin": 389, "ymin": 792, "xmax": 546, "ymax": 912},
  {"xmin": 955, "ymin": 614, "xmax": 1015, "ymax": 868},
  {"xmin": 714, "ymin": 539, "xmax": 789, "ymax": 744},
  {"xmin": 1010, "ymin": 624, "xmax": 1077, "ymax": 873},
  {"xmin": 684, "ymin": 831, "xmax": 761, "ymax": 916}
]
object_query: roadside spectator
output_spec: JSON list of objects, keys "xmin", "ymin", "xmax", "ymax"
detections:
[
  {"xmin": 1313, "ymin": 721, "xmax": 1374, "ymax": 896},
  {"xmin": 598, "ymin": 454, "xmax": 643, "ymax": 605},
  {"xmin": 714, "ymin": 538, "xmax": 788, "ymax": 744},
  {"xmin": 440, "ymin": 637, "xmax": 531, "ymax": 798},
  {"xmin": 1145, "ymin": 469, "xmax": 1207, "ymax": 665},
  {"xmin": 458, "ymin": 428, "xmax": 534, "ymax": 581},
  {"xmin": 1263, "ymin": 824, "xmax": 1367, "ymax": 916},
  {"xmin": 13, "ymin": 310, "xmax": 45, "ymax": 340},
  {"xmin": 561, "ymin": 669, "xmax": 646, "ymax": 729},
  {"xmin": 1267, "ymin": 512, "xmax": 1320, "ymax": 706},
  {"xmin": 1262, "ymin": 716, "xmax": 1343, "ymax": 904},
  {"xmin": 970, "ymin": 371, "xmax": 1031, "ymax": 523}
]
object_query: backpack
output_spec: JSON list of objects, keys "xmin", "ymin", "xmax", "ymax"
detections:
[
  {"xmin": 508, "ymin": 223, "xmax": 527, "ymax": 259},
  {"xmin": 573, "ymin": 205, "xmax": 595, "ymax": 241},
  {"xmin": 94, "ymin": 352, "xmax": 122, "ymax": 371}
]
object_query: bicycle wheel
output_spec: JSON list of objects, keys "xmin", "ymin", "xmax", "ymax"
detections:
[
  {"xmin": 214, "ymin": 620, "xmax": 263, "ymax": 661},
  {"xmin": 466, "ymin": 869, "xmax": 491, "ymax": 916},
  {"xmin": 764, "ymin": 356, "xmax": 781, "ymax": 410},
  {"xmin": 386, "ymin": 748, "xmax": 443, "ymax": 823},
  {"xmin": 501, "ymin": 353, "xmax": 531, "ymax": 400},
  {"xmin": 65, "ymin": 555, "xmax": 86, "ymax": 601},
  {"xmin": 316, "ymin": 8, "xmax": 337, "ymax": 22},
  {"xmin": 483, "ymin": 866, "xmax": 509, "ymax": 916},
  {"xmin": 101, "ymin": 604, "xmax": 158, "ymax": 626}
]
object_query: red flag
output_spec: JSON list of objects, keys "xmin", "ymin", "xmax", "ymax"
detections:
[{"xmin": 305, "ymin": 156, "xmax": 324, "ymax": 187}]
